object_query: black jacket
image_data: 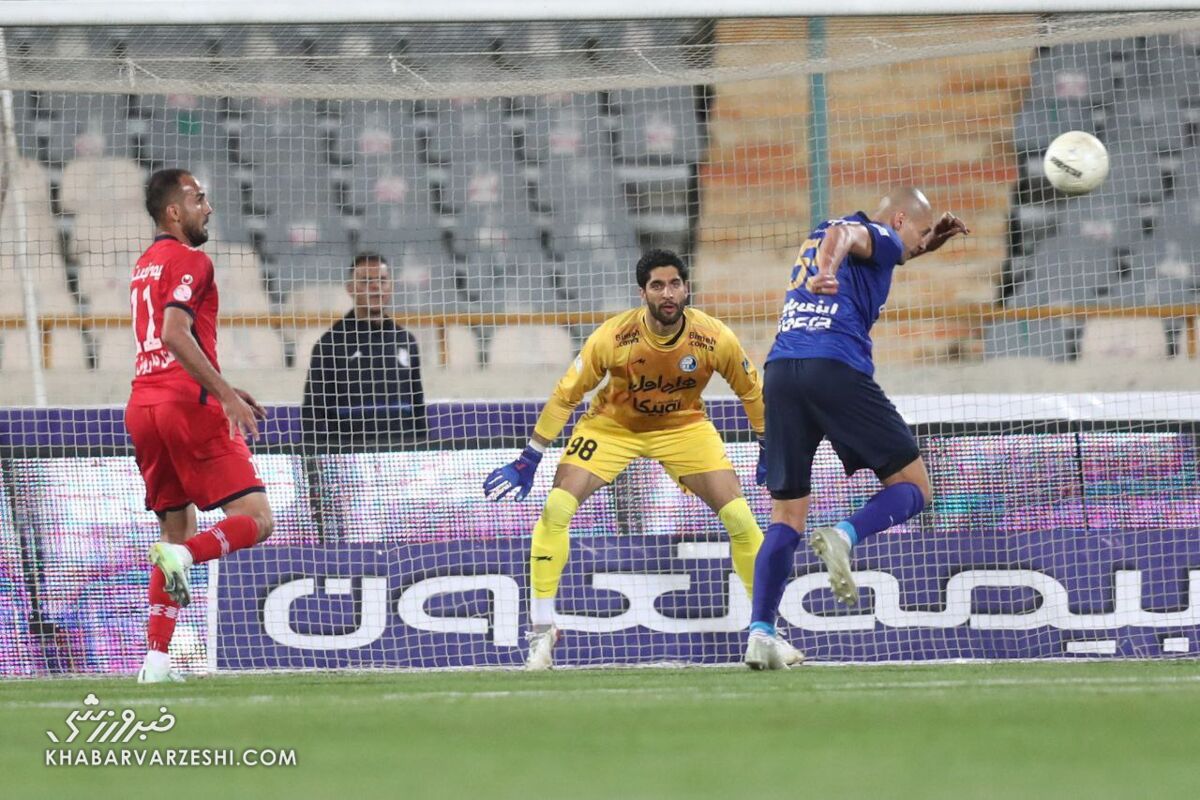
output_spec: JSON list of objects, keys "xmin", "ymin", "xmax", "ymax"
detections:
[{"xmin": 300, "ymin": 311, "xmax": 428, "ymax": 446}]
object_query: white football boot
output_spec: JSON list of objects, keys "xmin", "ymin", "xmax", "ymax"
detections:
[
  {"xmin": 743, "ymin": 631, "xmax": 785, "ymax": 671},
  {"xmin": 524, "ymin": 625, "xmax": 560, "ymax": 671},
  {"xmin": 137, "ymin": 652, "xmax": 185, "ymax": 683},
  {"xmin": 774, "ymin": 633, "xmax": 805, "ymax": 666},
  {"xmin": 149, "ymin": 541, "xmax": 193, "ymax": 608},
  {"xmin": 808, "ymin": 526, "xmax": 858, "ymax": 605}
]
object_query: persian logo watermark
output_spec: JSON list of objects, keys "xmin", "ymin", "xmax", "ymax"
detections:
[{"xmin": 44, "ymin": 694, "xmax": 296, "ymax": 768}]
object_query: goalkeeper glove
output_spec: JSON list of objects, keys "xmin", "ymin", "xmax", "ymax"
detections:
[
  {"xmin": 483, "ymin": 445, "xmax": 543, "ymax": 501},
  {"xmin": 755, "ymin": 437, "xmax": 768, "ymax": 486}
]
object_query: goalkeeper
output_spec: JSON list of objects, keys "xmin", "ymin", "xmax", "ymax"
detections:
[{"xmin": 484, "ymin": 249, "xmax": 800, "ymax": 670}]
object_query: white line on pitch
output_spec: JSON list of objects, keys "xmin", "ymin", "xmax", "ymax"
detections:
[{"xmin": 6, "ymin": 674, "xmax": 1200, "ymax": 709}]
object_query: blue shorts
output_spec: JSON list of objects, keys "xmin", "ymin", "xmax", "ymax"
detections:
[{"xmin": 763, "ymin": 358, "xmax": 920, "ymax": 500}]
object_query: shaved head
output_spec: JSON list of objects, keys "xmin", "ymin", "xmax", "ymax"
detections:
[
  {"xmin": 873, "ymin": 187, "xmax": 933, "ymax": 222},
  {"xmin": 869, "ymin": 187, "xmax": 935, "ymax": 262}
]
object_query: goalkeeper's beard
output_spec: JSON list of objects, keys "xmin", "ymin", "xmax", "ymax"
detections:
[{"xmin": 648, "ymin": 300, "xmax": 684, "ymax": 328}]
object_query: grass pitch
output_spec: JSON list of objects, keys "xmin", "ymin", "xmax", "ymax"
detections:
[{"xmin": 2, "ymin": 661, "xmax": 1198, "ymax": 800}]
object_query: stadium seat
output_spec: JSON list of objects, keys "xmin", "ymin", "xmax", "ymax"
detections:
[
  {"xmin": 264, "ymin": 221, "xmax": 353, "ymax": 302},
  {"xmin": 207, "ymin": 242, "xmax": 271, "ymax": 315},
  {"xmin": 11, "ymin": 91, "xmax": 81, "ymax": 167},
  {"xmin": 0, "ymin": 160, "xmax": 76, "ymax": 316},
  {"xmin": 76, "ymin": 250, "xmax": 142, "ymax": 316},
  {"xmin": 490, "ymin": 325, "xmax": 573, "ymax": 367},
  {"xmin": 528, "ymin": 156, "xmax": 625, "ymax": 222},
  {"xmin": 1079, "ymin": 318, "xmax": 1168, "ymax": 360},
  {"xmin": 513, "ymin": 92, "xmax": 616, "ymax": 164},
  {"xmin": 0, "ymin": 247, "xmax": 77, "ymax": 318},
  {"xmin": 983, "ymin": 319, "xmax": 1079, "ymax": 361},
  {"xmin": 1147, "ymin": 36, "xmax": 1200, "ymax": 99},
  {"xmin": 91, "ymin": 326, "xmax": 137, "ymax": 372},
  {"xmin": 613, "ymin": 86, "xmax": 704, "ymax": 163},
  {"xmin": 61, "ymin": 158, "xmax": 152, "ymax": 268},
  {"xmin": 1007, "ymin": 238, "xmax": 1129, "ymax": 306},
  {"xmin": 405, "ymin": 325, "xmax": 439, "ymax": 368},
  {"xmin": 444, "ymin": 324, "xmax": 488, "ymax": 369},
  {"xmin": 1011, "ymin": 102, "xmax": 1102, "ymax": 158},
  {"xmin": 130, "ymin": 94, "xmax": 225, "ymax": 171},
  {"xmin": 1031, "ymin": 40, "xmax": 1146, "ymax": 108},
  {"xmin": 286, "ymin": 282, "xmax": 350, "ymax": 315},
  {"xmin": 0, "ymin": 329, "xmax": 35, "ymax": 372},
  {"xmin": 616, "ymin": 161, "xmax": 694, "ymax": 238},
  {"xmin": 60, "ymin": 156, "xmax": 145, "ymax": 212},
  {"xmin": 217, "ymin": 325, "xmax": 287, "ymax": 370},
  {"xmin": 48, "ymin": 326, "xmax": 88, "ymax": 371}
]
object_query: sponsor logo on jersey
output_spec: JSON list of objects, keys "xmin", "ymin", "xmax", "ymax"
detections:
[
  {"xmin": 396, "ymin": 348, "xmax": 411, "ymax": 368},
  {"xmin": 633, "ymin": 397, "xmax": 683, "ymax": 415},
  {"xmin": 686, "ymin": 332, "xmax": 716, "ymax": 352},
  {"xmin": 678, "ymin": 355, "xmax": 698, "ymax": 373},
  {"xmin": 172, "ymin": 285, "xmax": 192, "ymax": 302},
  {"xmin": 628, "ymin": 373, "xmax": 698, "ymax": 394},
  {"xmin": 614, "ymin": 329, "xmax": 640, "ymax": 348},
  {"xmin": 181, "ymin": 274, "xmax": 194, "ymax": 285},
  {"xmin": 130, "ymin": 263, "xmax": 164, "ymax": 282},
  {"xmin": 135, "ymin": 350, "xmax": 176, "ymax": 376}
]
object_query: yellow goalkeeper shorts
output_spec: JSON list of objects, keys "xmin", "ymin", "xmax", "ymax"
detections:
[{"xmin": 557, "ymin": 412, "xmax": 734, "ymax": 485}]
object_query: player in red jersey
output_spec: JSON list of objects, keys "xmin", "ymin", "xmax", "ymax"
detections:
[{"xmin": 125, "ymin": 169, "xmax": 275, "ymax": 683}]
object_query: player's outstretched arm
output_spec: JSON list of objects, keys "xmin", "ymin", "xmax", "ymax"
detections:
[
  {"xmin": 914, "ymin": 212, "xmax": 970, "ymax": 257},
  {"xmin": 483, "ymin": 327, "xmax": 609, "ymax": 502},
  {"xmin": 160, "ymin": 306, "xmax": 264, "ymax": 440}
]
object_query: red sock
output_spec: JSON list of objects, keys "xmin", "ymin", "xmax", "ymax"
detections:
[
  {"xmin": 183, "ymin": 515, "xmax": 259, "ymax": 564},
  {"xmin": 147, "ymin": 566, "xmax": 179, "ymax": 654}
]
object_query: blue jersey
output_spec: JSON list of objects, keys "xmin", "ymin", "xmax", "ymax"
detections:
[{"xmin": 765, "ymin": 212, "xmax": 905, "ymax": 376}]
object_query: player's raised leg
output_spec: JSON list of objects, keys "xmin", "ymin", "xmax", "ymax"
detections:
[
  {"xmin": 807, "ymin": 364, "xmax": 929, "ymax": 605},
  {"xmin": 812, "ymin": 457, "xmax": 930, "ymax": 604},
  {"xmin": 150, "ymin": 491, "xmax": 275, "ymax": 609}
]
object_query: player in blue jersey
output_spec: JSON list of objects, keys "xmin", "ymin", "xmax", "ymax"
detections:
[{"xmin": 744, "ymin": 187, "xmax": 969, "ymax": 669}]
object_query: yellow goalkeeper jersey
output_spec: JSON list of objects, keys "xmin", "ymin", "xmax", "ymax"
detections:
[{"xmin": 533, "ymin": 306, "xmax": 764, "ymax": 440}]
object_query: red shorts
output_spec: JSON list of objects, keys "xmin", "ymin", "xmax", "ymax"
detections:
[{"xmin": 125, "ymin": 400, "xmax": 264, "ymax": 514}]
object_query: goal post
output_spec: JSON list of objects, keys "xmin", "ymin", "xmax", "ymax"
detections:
[{"xmin": 1, "ymin": 9, "xmax": 1199, "ymax": 675}]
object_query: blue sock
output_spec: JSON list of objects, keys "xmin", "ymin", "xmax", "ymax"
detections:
[
  {"xmin": 844, "ymin": 482, "xmax": 926, "ymax": 545},
  {"xmin": 750, "ymin": 523, "xmax": 801, "ymax": 628}
]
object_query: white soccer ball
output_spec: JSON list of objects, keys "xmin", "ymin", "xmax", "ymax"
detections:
[{"xmin": 1042, "ymin": 130, "xmax": 1109, "ymax": 195}]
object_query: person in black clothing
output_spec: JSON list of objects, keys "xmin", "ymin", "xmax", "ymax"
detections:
[{"xmin": 301, "ymin": 253, "xmax": 428, "ymax": 447}]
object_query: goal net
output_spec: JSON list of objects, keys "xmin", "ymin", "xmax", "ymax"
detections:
[{"xmin": 2, "ymin": 11, "xmax": 1200, "ymax": 675}]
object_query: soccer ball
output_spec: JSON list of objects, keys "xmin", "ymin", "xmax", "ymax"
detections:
[{"xmin": 1042, "ymin": 130, "xmax": 1109, "ymax": 195}]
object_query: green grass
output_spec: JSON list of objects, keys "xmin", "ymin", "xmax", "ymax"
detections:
[{"xmin": 2, "ymin": 662, "xmax": 1199, "ymax": 800}]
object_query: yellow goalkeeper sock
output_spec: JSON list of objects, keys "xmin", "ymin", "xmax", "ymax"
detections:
[
  {"xmin": 718, "ymin": 497, "xmax": 764, "ymax": 598},
  {"xmin": 531, "ymin": 488, "xmax": 578, "ymax": 602}
]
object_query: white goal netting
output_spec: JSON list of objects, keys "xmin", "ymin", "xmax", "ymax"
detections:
[{"xmin": 2, "ymin": 12, "xmax": 1200, "ymax": 674}]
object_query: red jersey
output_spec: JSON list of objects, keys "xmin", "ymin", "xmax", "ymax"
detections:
[{"xmin": 128, "ymin": 234, "xmax": 221, "ymax": 406}]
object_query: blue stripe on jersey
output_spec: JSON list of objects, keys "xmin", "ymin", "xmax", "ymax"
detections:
[{"xmin": 765, "ymin": 211, "xmax": 904, "ymax": 376}]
